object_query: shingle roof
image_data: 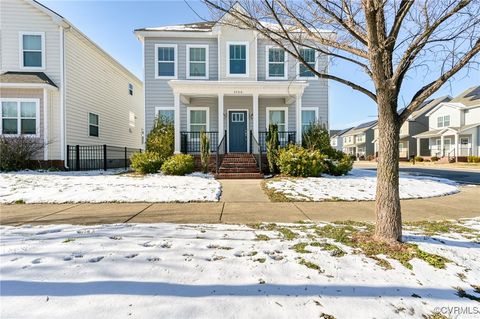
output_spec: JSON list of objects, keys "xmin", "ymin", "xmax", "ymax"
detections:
[
  {"xmin": 0, "ymin": 71, "xmax": 57, "ymax": 88},
  {"xmin": 353, "ymin": 120, "xmax": 377, "ymax": 130},
  {"xmin": 449, "ymin": 86, "xmax": 480, "ymax": 106}
]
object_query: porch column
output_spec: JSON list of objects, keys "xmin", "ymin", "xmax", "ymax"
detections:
[
  {"xmin": 440, "ymin": 135, "xmax": 444, "ymax": 157},
  {"xmin": 416, "ymin": 138, "xmax": 421, "ymax": 157},
  {"xmin": 252, "ymin": 93, "xmax": 259, "ymax": 141},
  {"xmin": 218, "ymin": 93, "xmax": 224, "ymax": 140},
  {"xmin": 295, "ymin": 94, "xmax": 302, "ymax": 144},
  {"xmin": 174, "ymin": 92, "xmax": 181, "ymax": 154},
  {"xmin": 454, "ymin": 133, "xmax": 459, "ymax": 161}
]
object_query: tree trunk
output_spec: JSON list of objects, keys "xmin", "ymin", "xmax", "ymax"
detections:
[{"xmin": 374, "ymin": 95, "xmax": 402, "ymax": 242}]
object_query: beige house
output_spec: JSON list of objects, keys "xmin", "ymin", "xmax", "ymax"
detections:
[
  {"xmin": 0, "ymin": 0, "xmax": 143, "ymax": 168},
  {"xmin": 342, "ymin": 120, "xmax": 377, "ymax": 158},
  {"xmin": 414, "ymin": 86, "xmax": 480, "ymax": 161},
  {"xmin": 372, "ymin": 96, "xmax": 451, "ymax": 159}
]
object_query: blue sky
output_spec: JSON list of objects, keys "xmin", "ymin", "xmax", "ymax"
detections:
[{"xmin": 41, "ymin": 0, "xmax": 479, "ymax": 130}]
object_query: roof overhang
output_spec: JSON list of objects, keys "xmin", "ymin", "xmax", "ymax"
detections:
[{"xmin": 0, "ymin": 82, "xmax": 58, "ymax": 90}]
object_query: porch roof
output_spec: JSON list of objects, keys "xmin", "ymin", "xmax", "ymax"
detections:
[
  {"xmin": 168, "ymin": 80, "xmax": 309, "ymax": 97},
  {"xmin": 414, "ymin": 124, "xmax": 480, "ymax": 139}
]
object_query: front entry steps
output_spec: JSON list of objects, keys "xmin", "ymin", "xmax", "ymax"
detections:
[{"xmin": 215, "ymin": 153, "xmax": 263, "ymax": 179}]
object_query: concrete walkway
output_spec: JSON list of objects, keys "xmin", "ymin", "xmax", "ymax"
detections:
[{"xmin": 1, "ymin": 185, "xmax": 479, "ymax": 226}]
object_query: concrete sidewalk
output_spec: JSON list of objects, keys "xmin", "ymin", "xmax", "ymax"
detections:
[{"xmin": 1, "ymin": 186, "xmax": 479, "ymax": 226}]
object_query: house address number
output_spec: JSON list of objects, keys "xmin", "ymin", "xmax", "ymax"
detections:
[{"xmin": 233, "ymin": 90, "xmax": 243, "ymax": 94}]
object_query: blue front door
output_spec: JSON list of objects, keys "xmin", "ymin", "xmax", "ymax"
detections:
[{"xmin": 229, "ymin": 111, "xmax": 247, "ymax": 152}]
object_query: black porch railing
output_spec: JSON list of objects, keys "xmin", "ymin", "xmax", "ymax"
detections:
[
  {"xmin": 249, "ymin": 130, "xmax": 263, "ymax": 173},
  {"xmin": 216, "ymin": 130, "xmax": 227, "ymax": 173},
  {"xmin": 67, "ymin": 144, "xmax": 142, "ymax": 171},
  {"xmin": 258, "ymin": 131, "xmax": 296, "ymax": 152},
  {"xmin": 180, "ymin": 131, "xmax": 219, "ymax": 153}
]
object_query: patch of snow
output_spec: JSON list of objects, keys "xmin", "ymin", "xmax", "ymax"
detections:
[
  {"xmin": 0, "ymin": 170, "xmax": 221, "ymax": 203},
  {"xmin": 265, "ymin": 169, "xmax": 460, "ymax": 201},
  {"xmin": 1, "ymin": 220, "xmax": 479, "ymax": 318}
]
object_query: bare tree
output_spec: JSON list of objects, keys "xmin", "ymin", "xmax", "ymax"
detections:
[{"xmin": 201, "ymin": 0, "xmax": 480, "ymax": 242}]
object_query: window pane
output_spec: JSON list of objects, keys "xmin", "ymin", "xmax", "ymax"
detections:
[
  {"xmin": 299, "ymin": 63, "xmax": 315, "ymax": 77},
  {"xmin": 269, "ymin": 110, "xmax": 285, "ymax": 126},
  {"xmin": 230, "ymin": 60, "xmax": 246, "ymax": 74},
  {"xmin": 20, "ymin": 102, "xmax": 36, "ymax": 117},
  {"xmin": 444, "ymin": 116, "xmax": 450, "ymax": 126},
  {"xmin": 277, "ymin": 124, "xmax": 286, "ymax": 132},
  {"xmin": 158, "ymin": 110, "xmax": 174, "ymax": 123},
  {"xmin": 269, "ymin": 48, "xmax": 284, "ymax": 62},
  {"xmin": 158, "ymin": 47, "xmax": 174, "ymax": 61},
  {"xmin": 158, "ymin": 62, "xmax": 174, "ymax": 76},
  {"xmin": 2, "ymin": 119, "xmax": 17, "ymax": 134},
  {"xmin": 2, "ymin": 102, "xmax": 17, "ymax": 117},
  {"xmin": 21, "ymin": 119, "xmax": 36, "ymax": 134},
  {"xmin": 190, "ymin": 47, "xmax": 205, "ymax": 62},
  {"xmin": 23, "ymin": 52, "xmax": 42, "ymax": 67},
  {"xmin": 89, "ymin": 125, "xmax": 99, "ymax": 137},
  {"xmin": 300, "ymin": 48, "xmax": 315, "ymax": 62},
  {"xmin": 437, "ymin": 117, "xmax": 443, "ymax": 127},
  {"xmin": 190, "ymin": 62, "xmax": 206, "ymax": 77},
  {"xmin": 269, "ymin": 63, "xmax": 284, "ymax": 77},
  {"xmin": 89, "ymin": 113, "xmax": 98, "ymax": 125},
  {"xmin": 190, "ymin": 124, "xmax": 206, "ymax": 132},
  {"xmin": 23, "ymin": 35, "xmax": 41, "ymax": 50},
  {"xmin": 229, "ymin": 45, "xmax": 247, "ymax": 74},
  {"xmin": 190, "ymin": 110, "xmax": 206, "ymax": 124}
]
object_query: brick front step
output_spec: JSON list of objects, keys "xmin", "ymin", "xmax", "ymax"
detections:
[
  {"xmin": 219, "ymin": 167, "xmax": 261, "ymax": 173},
  {"xmin": 220, "ymin": 162, "xmax": 259, "ymax": 169},
  {"xmin": 222, "ymin": 158, "xmax": 257, "ymax": 164},
  {"xmin": 215, "ymin": 172, "xmax": 264, "ymax": 179}
]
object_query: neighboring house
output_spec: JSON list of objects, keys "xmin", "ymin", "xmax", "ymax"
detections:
[
  {"xmin": 414, "ymin": 86, "xmax": 480, "ymax": 161},
  {"xmin": 330, "ymin": 127, "xmax": 352, "ymax": 151},
  {"xmin": 342, "ymin": 120, "xmax": 376, "ymax": 158},
  {"xmin": 0, "ymin": 0, "xmax": 144, "ymax": 168},
  {"xmin": 372, "ymin": 96, "xmax": 451, "ymax": 159},
  {"xmin": 134, "ymin": 3, "xmax": 331, "ymax": 162}
]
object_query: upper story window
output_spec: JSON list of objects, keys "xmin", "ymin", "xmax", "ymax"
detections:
[
  {"xmin": 128, "ymin": 83, "xmax": 134, "ymax": 96},
  {"xmin": 1, "ymin": 99, "xmax": 39, "ymax": 135},
  {"xmin": 187, "ymin": 45, "xmax": 208, "ymax": 79},
  {"xmin": 155, "ymin": 44, "xmax": 177, "ymax": 79},
  {"xmin": 88, "ymin": 112, "xmax": 99, "ymax": 137},
  {"xmin": 298, "ymin": 47, "xmax": 316, "ymax": 79},
  {"xmin": 227, "ymin": 42, "xmax": 248, "ymax": 77},
  {"xmin": 266, "ymin": 46, "xmax": 287, "ymax": 79},
  {"xmin": 20, "ymin": 32, "xmax": 45, "ymax": 69},
  {"xmin": 437, "ymin": 115, "xmax": 450, "ymax": 128}
]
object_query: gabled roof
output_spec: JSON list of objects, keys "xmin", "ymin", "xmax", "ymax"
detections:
[
  {"xmin": 343, "ymin": 120, "xmax": 377, "ymax": 136},
  {"xmin": 409, "ymin": 95, "xmax": 451, "ymax": 120},
  {"xmin": 426, "ymin": 86, "xmax": 480, "ymax": 116},
  {"xmin": 331, "ymin": 127, "xmax": 353, "ymax": 138},
  {"xmin": 0, "ymin": 71, "xmax": 57, "ymax": 88}
]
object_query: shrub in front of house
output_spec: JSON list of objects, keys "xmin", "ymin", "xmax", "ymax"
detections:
[
  {"xmin": 161, "ymin": 154, "xmax": 195, "ymax": 176},
  {"xmin": 0, "ymin": 136, "xmax": 45, "ymax": 171},
  {"xmin": 325, "ymin": 154, "xmax": 354, "ymax": 176},
  {"xmin": 467, "ymin": 156, "xmax": 480, "ymax": 163},
  {"xmin": 431, "ymin": 156, "xmax": 439, "ymax": 162},
  {"xmin": 277, "ymin": 144, "xmax": 327, "ymax": 177},
  {"xmin": 130, "ymin": 151, "xmax": 163, "ymax": 174},
  {"xmin": 414, "ymin": 156, "xmax": 424, "ymax": 162},
  {"xmin": 200, "ymin": 130, "xmax": 210, "ymax": 173},
  {"xmin": 266, "ymin": 123, "xmax": 280, "ymax": 173},
  {"xmin": 146, "ymin": 116, "xmax": 174, "ymax": 161}
]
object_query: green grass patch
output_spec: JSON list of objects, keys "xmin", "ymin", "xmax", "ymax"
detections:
[
  {"xmin": 405, "ymin": 220, "xmax": 476, "ymax": 236},
  {"xmin": 278, "ymin": 227, "xmax": 299, "ymax": 240},
  {"xmin": 310, "ymin": 242, "xmax": 346, "ymax": 257},
  {"xmin": 14, "ymin": 199, "xmax": 25, "ymax": 204},
  {"xmin": 298, "ymin": 258, "xmax": 323, "ymax": 273},
  {"xmin": 260, "ymin": 180, "xmax": 294, "ymax": 202},
  {"xmin": 62, "ymin": 238, "xmax": 75, "ymax": 243},
  {"xmin": 291, "ymin": 242, "xmax": 311, "ymax": 253},
  {"xmin": 255, "ymin": 234, "xmax": 271, "ymax": 241},
  {"xmin": 254, "ymin": 257, "xmax": 266, "ymax": 263}
]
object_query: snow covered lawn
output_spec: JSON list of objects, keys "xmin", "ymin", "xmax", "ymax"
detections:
[
  {"xmin": 265, "ymin": 169, "xmax": 460, "ymax": 201},
  {"xmin": 1, "ymin": 220, "xmax": 479, "ymax": 318},
  {"xmin": 0, "ymin": 170, "xmax": 221, "ymax": 203}
]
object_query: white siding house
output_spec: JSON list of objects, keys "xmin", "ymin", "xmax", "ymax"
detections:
[
  {"xmin": 0, "ymin": 0, "xmax": 143, "ymax": 168},
  {"xmin": 414, "ymin": 86, "xmax": 480, "ymax": 160}
]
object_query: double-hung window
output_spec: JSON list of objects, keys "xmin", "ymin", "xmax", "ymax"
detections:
[
  {"xmin": 156, "ymin": 44, "xmax": 177, "ymax": 78},
  {"xmin": 188, "ymin": 108, "xmax": 209, "ymax": 133},
  {"xmin": 88, "ymin": 113, "xmax": 99, "ymax": 137},
  {"xmin": 266, "ymin": 46, "xmax": 287, "ymax": 79},
  {"xmin": 298, "ymin": 47, "xmax": 316, "ymax": 78},
  {"xmin": 267, "ymin": 107, "xmax": 287, "ymax": 132},
  {"xmin": 1, "ymin": 99, "xmax": 39, "ymax": 135},
  {"xmin": 437, "ymin": 115, "xmax": 451, "ymax": 128},
  {"xmin": 187, "ymin": 45, "xmax": 208, "ymax": 79},
  {"xmin": 227, "ymin": 42, "xmax": 248, "ymax": 76},
  {"xmin": 20, "ymin": 32, "xmax": 44, "ymax": 69},
  {"xmin": 155, "ymin": 107, "xmax": 175, "ymax": 124},
  {"xmin": 301, "ymin": 108, "xmax": 318, "ymax": 135}
]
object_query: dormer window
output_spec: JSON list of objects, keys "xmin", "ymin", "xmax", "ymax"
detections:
[
  {"xmin": 227, "ymin": 42, "xmax": 248, "ymax": 77},
  {"xmin": 20, "ymin": 32, "xmax": 45, "ymax": 69}
]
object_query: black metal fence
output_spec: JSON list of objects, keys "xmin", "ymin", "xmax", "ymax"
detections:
[
  {"xmin": 180, "ymin": 131, "xmax": 219, "ymax": 153},
  {"xmin": 258, "ymin": 131, "xmax": 296, "ymax": 152},
  {"xmin": 249, "ymin": 130, "xmax": 263, "ymax": 173},
  {"xmin": 67, "ymin": 144, "xmax": 142, "ymax": 171}
]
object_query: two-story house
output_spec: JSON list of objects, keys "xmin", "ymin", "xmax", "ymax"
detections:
[
  {"xmin": 414, "ymin": 86, "xmax": 480, "ymax": 161},
  {"xmin": 135, "ymin": 5, "xmax": 331, "ymax": 177},
  {"xmin": 341, "ymin": 120, "xmax": 376, "ymax": 159},
  {"xmin": 330, "ymin": 127, "xmax": 352, "ymax": 152},
  {"xmin": 372, "ymin": 96, "xmax": 451, "ymax": 159},
  {"xmin": 0, "ymin": 0, "xmax": 144, "ymax": 169}
]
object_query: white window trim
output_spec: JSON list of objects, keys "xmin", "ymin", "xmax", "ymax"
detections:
[
  {"xmin": 19, "ymin": 31, "xmax": 45, "ymax": 70},
  {"xmin": 186, "ymin": 44, "xmax": 209, "ymax": 80},
  {"xmin": 265, "ymin": 45, "xmax": 288, "ymax": 80},
  {"xmin": 1, "ymin": 98, "xmax": 41, "ymax": 137},
  {"xmin": 155, "ymin": 44, "xmax": 177, "ymax": 79},
  {"xmin": 154, "ymin": 106, "xmax": 175, "ymax": 123},
  {"xmin": 226, "ymin": 41, "xmax": 249, "ymax": 78},
  {"xmin": 187, "ymin": 106, "xmax": 210, "ymax": 136},
  {"xmin": 88, "ymin": 112, "xmax": 99, "ymax": 138},
  {"xmin": 296, "ymin": 47, "xmax": 319, "ymax": 80},
  {"xmin": 266, "ymin": 106, "xmax": 288, "ymax": 131},
  {"xmin": 301, "ymin": 107, "xmax": 318, "ymax": 127}
]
